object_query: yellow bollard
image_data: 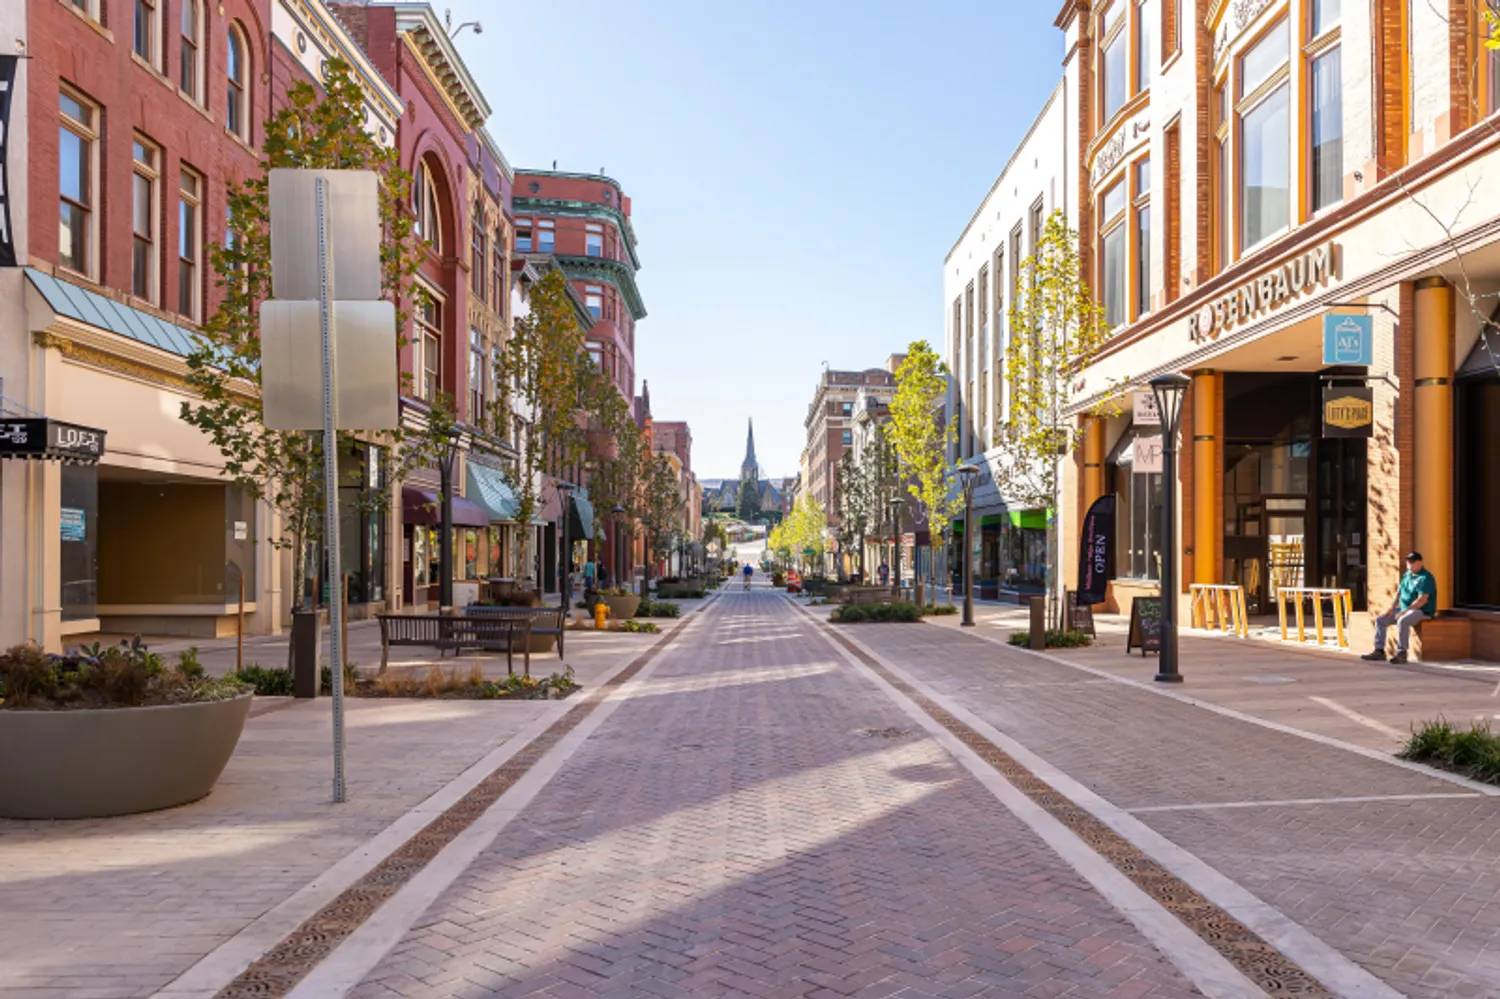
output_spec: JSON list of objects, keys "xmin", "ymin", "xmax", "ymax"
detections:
[{"xmin": 594, "ymin": 601, "xmax": 608, "ymax": 630}]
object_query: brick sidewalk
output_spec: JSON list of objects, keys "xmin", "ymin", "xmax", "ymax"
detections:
[
  {"xmin": 842, "ymin": 616, "xmax": 1500, "ymax": 999},
  {"xmin": 0, "ymin": 628, "xmax": 664, "ymax": 999},
  {"xmin": 345, "ymin": 588, "xmax": 1204, "ymax": 999}
]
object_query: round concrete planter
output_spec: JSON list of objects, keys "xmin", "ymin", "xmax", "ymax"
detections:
[
  {"xmin": 525, "ymin": 632, "xmax": 558, "ymax": 655},
  {"xmin": 604, "ymin": 594, "xmax": 642, "ymax": 619},
  {"xmin": 0, "ymin": 693, "xmax": 253, "ymax": 820}
]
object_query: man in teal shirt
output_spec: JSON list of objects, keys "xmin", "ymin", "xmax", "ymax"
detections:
[{"xmin": 1363, "ymin": 552, "xmax": 1437, "ymax": 664}]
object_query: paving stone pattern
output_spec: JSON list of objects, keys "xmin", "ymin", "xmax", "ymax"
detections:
[
  {"xmin": 849, "ymin": 618, "xmax": 1500, "ymax": 999},
  {"xmin": 349, "ymin": 589, "xmax": 1205, "ymax": 999}
]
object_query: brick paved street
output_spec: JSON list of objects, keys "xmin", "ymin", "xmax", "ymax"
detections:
[{"xmin": 344, "ymin": 589, "xmax": 1205, "ymax": 999}]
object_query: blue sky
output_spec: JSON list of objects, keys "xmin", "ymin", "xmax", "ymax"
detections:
[{"xmin": 450, "ymin": 0, "xmax": 1065, "ymax": 479}]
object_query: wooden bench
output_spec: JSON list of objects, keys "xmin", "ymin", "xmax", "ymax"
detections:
[
  {"xmin": 376, "ymin": 614, "xmax": 533, "ymax": 675},
  {"xmin": 465, "ymin": 604, "xmax": 568, "ymax": 659},
  {"xmin": 842, "ymin": 587, "xmax": 894, "ymax": 606}
]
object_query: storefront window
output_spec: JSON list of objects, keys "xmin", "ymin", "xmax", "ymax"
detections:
[
  {"xmin": 60, "ymin": 464, "xmax": 98, "ymax": 621},
  {"xmin": 1112, "ymin": 459, "xmax": 1162, "ymax": 581},
  {"xmin": 413, "ymin": 526, "xmax": 428, "ymax": 586},
  {"xmin": 1457, "ymin": 374, "xmax": 1500, "ymax": 607}
]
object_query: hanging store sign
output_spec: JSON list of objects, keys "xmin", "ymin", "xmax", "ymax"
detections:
[
  {"xmin": 0, "ymin": 56, "xmax": 18, "ymax": 267},
  {"xmin": 1132, "ymin": 435, "xmax": 1163, "ymax": 474},
  {"xmin": 1132, "ymin": 392, "xmax": 1161, "ymax": 425},
  {"xmin": 1189, "ymin": 242, "xmax": 1337, "ymax": 342},
  {"xmin": 0, "ymin": 419, "xmax": 107, "ymax": 463},
  {"xmin": 1322, "ymin": 386, "xmax": 1374, "ymax": 438},
  {"xmin": 1323, "ymin": 314, "xmax": 1373, "ymax": 366}
]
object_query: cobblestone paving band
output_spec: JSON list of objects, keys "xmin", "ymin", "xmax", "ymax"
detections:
[
  {"xmin": 808, "ymin": 612, "xmax": 1337, "ymax": 999},
  {"xmin": 212, "ymin": 615, "xmax": 696, "ymax": 999}
]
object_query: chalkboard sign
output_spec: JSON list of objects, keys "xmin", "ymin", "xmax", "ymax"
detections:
[
  {"xmin": 1066, "ymin": 590, "xmax": 1096, "ymax": 637},
  {"xmin": 1126, "ymin": 596, "xmax": 1164, "ymax": 656}
]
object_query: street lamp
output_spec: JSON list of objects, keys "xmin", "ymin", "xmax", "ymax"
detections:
[
  {"xmin": 1150, "ymin": 373, "xmax": 1191, "ymax": 683},
  {"xmin": 957, "ymin": 463, "xmax": 979, "ymax": 627},
  {"xmin": 612, "ymin": 504, "xmax": 625, "ymax": 591},
  {"xmin": 435, "ymin": 429, "xmax": 462, "ymax": 611},
  {"xmin": 557, "ymin": 481, "xmax": 576, "ymax": 612},
  {"xmin": 889, "ymin": 496, "xmax": 902, "ymax": 599}
]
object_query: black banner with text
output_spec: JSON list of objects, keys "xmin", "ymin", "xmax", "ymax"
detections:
[
  {"xmin": 1076, "ymin": 493, "xmax": 1115, "ymax": 606},
  {"xmin": 0, "ymin": 55, "xmax": 15, "ymax": 267}
]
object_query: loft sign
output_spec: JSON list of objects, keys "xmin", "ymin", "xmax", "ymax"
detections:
[{"xmin": 1189, "ymin": 242, "xmax": 1337, "ymax": 342}]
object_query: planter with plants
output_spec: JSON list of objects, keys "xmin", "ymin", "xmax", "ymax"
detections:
[
  {"xmin": 636, "ymin": 598, "xmax": 681, "ymax": 618},
  {"xmin": 0, "ymin": 641, "xmax": 253, "ymax": 819},
  {"xmin": 472, "ymin": 591, "xmax": 557, "ymax": 653},
  {"xmin": 598, "ymin": 587, "xmax": 641, "ymax": 620},
  {"xmin": 829, "ymin": 601, "xmax": 924, "ymax": 623},
  {"xmin": 1007, "ymin": 630, "xmax": 1093, "ymax": 648}
]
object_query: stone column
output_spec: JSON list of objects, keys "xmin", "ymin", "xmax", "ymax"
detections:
[
  {"xmin": 1191, "ymin": 370, "xmax": 1221, "ymax": 584},
  {"xmin": 1082, "ymin": 415, "xmax": 1106, "ymax": 511},
  {"xmin": 1413, "ymin": 277, "xmax": 1454, "ymax": 611}
]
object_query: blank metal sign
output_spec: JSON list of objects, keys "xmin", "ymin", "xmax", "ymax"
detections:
[
  {"xmin": 260, "ymin": 300, "xmax": 398, "ymax": 431},
  {"xmin": 268, "ymin": 169, "xmax": 382, "ymax": 302}
]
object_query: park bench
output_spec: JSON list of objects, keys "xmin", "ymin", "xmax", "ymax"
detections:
[
  {"xmin": 377, "ymin": 614, "xmax": 532, "ymax": 675},
  {"xmin": 842, "ymin": 586, "xmax": 895, "ymax": 606},
  {"xmin": 465, "ymin": 604, "xmax": 568, "ymax": 659}
]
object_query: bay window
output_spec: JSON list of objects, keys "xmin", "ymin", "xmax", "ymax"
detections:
[
  {"xmin": 585, "ymin": 284, "xmax": 604, "ymax": 320},
  {"xmin": 586, "ymin": 223, "xmax": 603, "ymax": 257}
]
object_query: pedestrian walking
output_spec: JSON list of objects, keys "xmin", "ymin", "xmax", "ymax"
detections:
[
  {"xmin": 878, "ymin": 562, "xmax": 890, "ymax": 587},
  {"xmin": 1362, "ymin": 551, "xmax": 1437, "ymax": 664}
]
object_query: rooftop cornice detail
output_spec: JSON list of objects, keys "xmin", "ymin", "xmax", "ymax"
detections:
[
  {"xmin": 387, "ymin": 3, "xmax": 491, "ymax": 131},
  {"xmin": 513, "ymin": 196, "xmax": 641, "ymax": 268},
  {"xmin": 550, "ymin": 254, "xmax": 648, "ymax": 321},
  {"xmin": 285, "ymin": 0, "xmax": 403, "ymax": 121}
]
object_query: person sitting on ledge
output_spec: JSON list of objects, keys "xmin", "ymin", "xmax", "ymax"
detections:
[{"xmin": 1362, "ymin": 551, "xmax": 1437, "ymax": 665}]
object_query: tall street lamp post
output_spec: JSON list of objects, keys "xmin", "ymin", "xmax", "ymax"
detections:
[
  {"xmin": 1150, "ymin": 373, "xmax": 1191, "ymax": 683},
  {"xmin": 436, "ymin": 430, "xmax": 461, "ymax": 611},
  {"xmin": 612, "ymin": 504, "xmax": 625, "ymax": 590},
  {"xmin": 958, "ymin": 464, "xmax": 979, "ymax": 627},
  {"xmin": 889, "ymin": 496, "xmax": 902, "ymax": 599},
  {"xmin": 557, "ymin": 481, "xmax": 576, "ymax": 613}
]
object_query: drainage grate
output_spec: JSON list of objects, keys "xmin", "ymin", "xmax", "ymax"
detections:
[
  {"xmin": 854, "ymin": 726, "xmax": 915, "ymax": 739},
  {"xmin": 815, "ymin": 620, "xmax": 1336, "ymax": 999}
]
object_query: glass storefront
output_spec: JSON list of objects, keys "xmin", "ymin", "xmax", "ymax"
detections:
[
  {"xmin": 60, "ymin": 464, "xmax": 98, "ymax": 621},
  {"xmin": 305, "ymin": 441, "xmax": 387, "ymax": 607},
  {"xmin": 1108, "ymin": 427, "xmax": 1164, "ymax": 581},
  {"xmin": 1457, "ymin": 367, "xmax": 1500, "ymax": 607}
]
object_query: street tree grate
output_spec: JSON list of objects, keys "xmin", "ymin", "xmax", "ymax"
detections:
[{"xmin": 854, "ymin": 726, "xmax": 915, "ymax": 739}]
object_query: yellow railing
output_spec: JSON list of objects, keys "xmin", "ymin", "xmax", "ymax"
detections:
[
  {"xmin": 1189, "ymin": 583, "xmax": 1248, "ymax": 638},
  {"xmin": 1275, "ymin": 587, "xmax": 1354, "ymax": 648}
]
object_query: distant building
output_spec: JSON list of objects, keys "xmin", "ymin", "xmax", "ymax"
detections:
[{"xmin": 701, "ymin": 420, "xmax": 784, "ymax": 522}]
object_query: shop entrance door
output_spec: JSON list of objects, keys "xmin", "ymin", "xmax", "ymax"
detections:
[
  {"xmin": 1313, "ymin": 437, "xmax": 1368, "ymax": 610},
  {"xmin": 1223, "ymin": 441, "xmax": 1312, "ymax": 615}
]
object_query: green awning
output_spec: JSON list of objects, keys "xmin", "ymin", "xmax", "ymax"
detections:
[
  {"xmin": 467, "ymin": 463, "xmax": 520, "ymax": 523},
  {"xmin": 1009, "ymin": 509, "xmax": 1050, "ymax": 530},
  {"xmin": 570, "ymin": 493, "xmax": 595, "ymax": 541}
]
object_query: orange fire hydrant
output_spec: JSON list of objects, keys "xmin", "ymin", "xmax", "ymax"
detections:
[{"xmin": 594, "ymin": 601, "xmax": 609, "ymax": 630}]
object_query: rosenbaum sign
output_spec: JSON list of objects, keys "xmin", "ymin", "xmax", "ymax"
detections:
[{"xmin": 1188, "ymin": 242, "xmax": 1337, "ymax": 343}]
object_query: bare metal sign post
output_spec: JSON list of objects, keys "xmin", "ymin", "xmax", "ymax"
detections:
[{"xmin": 266, "ymin": 170, "xmax": 396, "ymax": 804}]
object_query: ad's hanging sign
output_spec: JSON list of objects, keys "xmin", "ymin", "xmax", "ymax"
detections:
[{"xmin": 1322, "ymin": 386, "xmax": 1375, "ymax": 438}]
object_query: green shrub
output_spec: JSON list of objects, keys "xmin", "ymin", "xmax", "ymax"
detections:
[
  {"xmin": 321, "ymin": 661, "xmax": 362, "ymax": 694},
  {"xmin": 621, "ymin": 620, "xmax": 660, "ymax": 633},
  {"xmin": 2, "ymin": 639, "xmax": 246, "ymax": 709},
  {"xmin": 830, "ymin": 601, "xmax": 923, "ymax": 624},
  {"xmin": 177, "ymin": 647, "xmax": 206, "ymax": 679},
  {"xmin": 1400, "ymin": 720, "xmax": 1500, "ymax": 784},
  {"xmin": 658, "ymin": 587, "xmax": 705, "ymax": 599},
  {"xmin": 637, "ymin": 598, "xmax": 681, "ymax": 618},
  {"xmin": 1007, "ymin": 630, "xmax": 1093, "ymax": 648},
  {"xmin": 924, "ymin": 604, "xmax": 959, "ymax": 616},
  {"xmin": 231, "ymin": 664, "xmax": 295, "ymax": 696},
  {"xmin": 0, "ymin": 644, "xmax": 58, "ymax": 706}
]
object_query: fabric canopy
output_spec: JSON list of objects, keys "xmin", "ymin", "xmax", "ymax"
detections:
[
  {"xmin": 569, "ymin": 493, "xmax": 595, "ymax": 541},
  {"xmin": 402, "ymin": 486, "xmax": 489, "ymax": 528}
]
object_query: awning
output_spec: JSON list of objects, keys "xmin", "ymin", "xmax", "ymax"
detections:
[
  {"xmin": 570, "ymin": 493, "xmax": 595, "ymax": 541},
  {"xmin": 27, "ymin": 268, "xmax": 197, "ymax": 357},
  {"xmin": 467, "ymin": 462, "xmax": 520, "ymax": 523},
  {"xmin": 402, "ymin": 486, "xmax": 489, "ymax": 528},
  {"xmin": 0, "ymin": 417, "xmax": 106, "ymax": 464}
]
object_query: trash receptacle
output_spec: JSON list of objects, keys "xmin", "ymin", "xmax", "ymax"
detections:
[{"xmin": 292, "ymin": 610, "xmax": 319, "ymax": 698}]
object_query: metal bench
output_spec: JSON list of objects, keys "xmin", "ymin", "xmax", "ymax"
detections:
[
  {"xmin": 465, "ymin": 604, "xmax": 568, "ymax": 659},
  {"xmin": 377, "ymin": 614, "xmax": 532, "ymax": 675}
]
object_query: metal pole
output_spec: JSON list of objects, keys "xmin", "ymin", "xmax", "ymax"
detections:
[
  {"xmin": 559, "ymin": 490, "xmax": 570, "ymax": 611},
  {"xmin": 961, "ymin": 488, "xmax": 975, "ymax": 627},
  {"xmin": 891, "ymin": 505, "xmax": 901, "ymax": 599},
  {"xmin": 439, "ymin": 450, "xmax": 453, "ymax": 610},
  {"xmin": 1156, "ymin": 434, "xmax": 1182, "ymax": 682},
  {"xmin": 316, "ymin": 178, "xmax": 348, "ymax": 803},
  {"xmin": 236, "ymin": 572, "xmax": 244, "ymax": 673}
]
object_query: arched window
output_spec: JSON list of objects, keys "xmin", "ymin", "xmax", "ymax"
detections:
[
  {"xmin": 412, "ymin": 158, "xmax": 442, "ymax": 251},
  {"xmin": 180, "ymin": 0, "xmax": 203, "ymax": 103},
  {"xmin": 227, "ymin": 24, "xmax": 249, "ymax": 141}
]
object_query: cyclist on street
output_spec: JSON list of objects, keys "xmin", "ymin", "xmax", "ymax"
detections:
[{"xmin": 743, "ymin": 563, "xmax": 753, "ymax": 591}]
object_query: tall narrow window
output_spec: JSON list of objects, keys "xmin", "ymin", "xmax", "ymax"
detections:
[
  {"xmin": 537, "ymin": 220, "xmax": 555, "ymax": 253},
  {"xmin": 515, "ymin": 219, "xmax": 532, "ymax": 253},
  {"xmin": 1101, "ymin": 3, "xmax": 1128, "ymax": 122},
  {"xmin": 1309, "ymin": 46, "xmax": 1343, "ymax": 212},
  {"xmin": 492, "ymin": 228, "xmax": 505, "ymax": 314},
  {"xmin": 1134, "ymin": 0, "xmax": 1152, "ymax": 92},
  {"xmin": 1214, "ymin": 81, "xmax": 1230, "ymax": 271},
  {"xmin": 178, "ymin": 167, "xmax": 202, "ymax": 320},
  {"xmin": 180, "ymin": 0, "xmax": 202, "ymax": 101},
  {"xmin": 135, "ymin": 0, "xmax": 157, "ymax": 66},
  {"xmin": 413, "ymin": 159, "xmax": 442, "ymax": 251},
  {"xmin": 1100, "ymin": 179, "xmax": 1127, "ymax": 328},
  {"xmin": 1310, "ymin": 0, "xmax": 1340, "ymax": 35},
  {"xmin": 59, "ymin": 90, "xmax": 97, "ymax": 277},
  {"xmin": 132, "ymin": 138, "xmax": 160, "ymax": 302},
  {"xmin": 1133, "ymin": 159, "xmax": 1151, "ymax": 319},
  {"xmin": 1164, "ymin": 122, "xmax": 1181, "ymax": 303},
  {"xmin": 585, "ymin": 223, "xmax": 603, "ymax": 257},
  {"xmin": 585, "ymin": 284, "xmax": 604, "ymax": 320},
  {"xmin": 1239, "ymin": 22, "xmax": 1291, "ymax": 251},
  {"xmin": 416, "ymin": 295, "xmax": 442, "ymax": 401},
  {"xmin": 227, "ymin": 25, "xmax": 249, "ymax": 141},
  {"xmin": 469, "ymin": 329, "xmax": 485, "ymax": 421},
  {"xmin": 1489, "ymin": 18, "xmax": 1500, "ymax": 115},
  {"xmin": 471, "ymin": 211, "xmax": 487, "ymax": 301}
]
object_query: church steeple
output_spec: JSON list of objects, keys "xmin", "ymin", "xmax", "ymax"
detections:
[{"xmin": 741, "ymin": 419, "xmax": 758, "ymax": 479}]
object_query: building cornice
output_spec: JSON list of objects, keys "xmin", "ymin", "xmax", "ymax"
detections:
[
  {"xmin": 512, "ymin": 196, "xmax": 641, "ymax": 267},
  {"xmin": 388, "ymin": 3, "xmax": 492, "ymax": 131},
  {"xmin": 286, "ymin": 0, "xmax": 404, "ymax": 125},
  {"xmin": 551, "ymin": 255, "xmax": 648, "ymax": 320}
]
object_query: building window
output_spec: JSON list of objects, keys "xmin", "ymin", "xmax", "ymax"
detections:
[
  {"xmin": 516, "ymin": 220, "xmax": 532, "ymax": 253},
  {"xmin": 1133, "ymin": 158, "xmax": 1150, "ymax": 319},
  {"xmin": 1213, "ymin": 81, "xmax": 1229, "ymax": 271},
  {"xmin": 1309, "ymin": 0, "xmax": 1340, "ymax": 36},
  {"xmin": 1308, "ymin": 34, "xmax": 1342, "ymax": 213},
  {"xmin": 537, "ymin": 220, "xmax": 554, "ymax": 253},
  {"xmin": 413, "ymin": 159, "xmax": 442, "ymax": 251},
  {"xmin": 1099, "ymin": 178, "xmax": 1126, "ymax": 328},
  {"xmin": 180, "ymin": 0, "xmax": 203, "ymax": 102},
  {"xmin": 416, "ymin": 295, "xmax": 442, "ymax": 401},
  {"xmin": 1134, "ymin": 0, "xmax": 1151, "ymax": 92},
  {"xmin": 584, "ymin": 284, "xmax": 604, "ymax": 319},
  {"xmin": 471, "ymin": 212, "xmax": 487, "ymax": 302},
  {"xmin": 1114, "ymin": 457, "xmax": 1163, "ymax": 581},
  {"xmin": 842, "ymin": 429, "xmax": 853, "ymax": 447},
  {"xmin": 587, "ymin": 343, "xmax": 604, "ymax": 370},
  {"xmin": 132, "ymin": 138, "xmax": 160, "ymax": 303},
  {"xmin": 1030, "ymin": 200, "xmax": 1045, "ymax": 252},
  {"xmin": 134, "ymin": 0, "xmax": 158, "ymax": 67},
  {"xmin": 492, "ymin": 229, "xmax": 505, "ymax": 314},
  {"xmin": 1239, "ymin": 19, "xmax": 1290, "ymax": 251},
  {"xmin": 1100, "ymin": 2, "xmax": 1128, "ymax": 123},
  {"xmin": 227, "ymin": 24, "xmax": 249, "ymax": 141},
  {"xmin": 469, "ymin": 329, "xmax": 485, "ymax": 422},
  {"xmin": 178, "ymin": 167, "xmax": 202, "ymax": 320},
  {"xmin": 70, "ymin": 0, "xmax": 100, "ymax": 21},
  {"xmin": 586, "ymin": 223, "xmax": 603, "ymax": 257},
  {"xmin": 59, "ymin": 89, "xmax": 97, "ymax": 277},
  {"xmin": 841, "ymin": 401, "xmax": 853, "ymax": 416}
]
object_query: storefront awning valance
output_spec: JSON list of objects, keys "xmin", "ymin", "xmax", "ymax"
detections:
[
  {"xmin": 26, "ymin": 268, "xmax": 197, "ymax": 357},
  {"xmin": 570, "ymin": 493, "xmax": 595, "ymax": 541},
  {"xmin": 0, "ymin": 418, "xmax": 106, "ymax": 464},
  {"xmin": 402, "ymin": 486, "xmax": 489, "ymax": 527}
]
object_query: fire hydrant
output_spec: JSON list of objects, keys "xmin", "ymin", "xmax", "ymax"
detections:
[{"xmin": 594, "ymin": 601, "xmax": 609, "ymax": 630}]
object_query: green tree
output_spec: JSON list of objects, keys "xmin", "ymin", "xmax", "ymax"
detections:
[
  {"xmin": 890, "ymin": 341, "xmax": 962, "ymax": 600},
  {"xmin": 736, "ymin": 469, "xmax": 761, "ymax": 522},
  {"xmin": 180, "ymin": 58, "xmax": 451, "ymax": 612},
  {"xmin": 997, "ymin": 209, "xmax": 1114, "ymax": 625},
  {"xmin": 641, "ymin": 453, "xmax": 683, "ymax": 581}
]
